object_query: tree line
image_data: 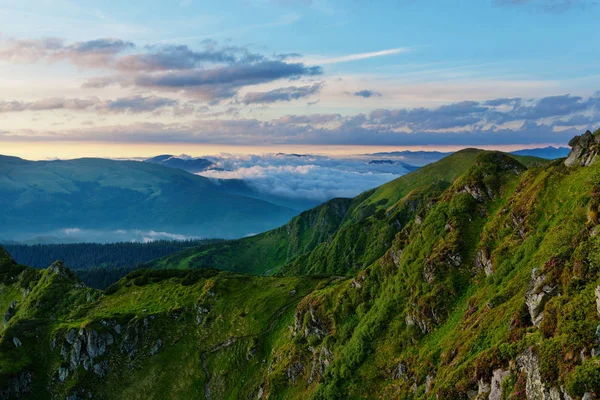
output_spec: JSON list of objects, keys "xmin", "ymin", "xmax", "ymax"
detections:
[{"xmin": 2, "ymin": 240, "xmax": 220, "ymax": 289}]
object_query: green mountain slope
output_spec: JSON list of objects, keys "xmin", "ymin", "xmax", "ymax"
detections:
[
  {"xmin": 148, "ymin": 149, "xmax": 544, "ymax": 276},
  {"xmin": 0, "ymin": 155, "xmax": 297, "ymax": 240},
  {"xmin": 1, "ymin": 131, "xmax": 600, "ymax": 400}
]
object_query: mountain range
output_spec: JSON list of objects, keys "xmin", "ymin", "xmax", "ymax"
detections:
[
  {"xmin": 1, "ymin": 131, "xmax": 599, "ymax": 399},
  {"xmin": 0, "ymin": 155, "xmax": 297, "ymax": 242}
]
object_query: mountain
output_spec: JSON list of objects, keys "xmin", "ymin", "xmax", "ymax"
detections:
[
  {"xmin": 509, "ymin": 146, "xmax": 570, "ymax": 159},
  {"xmin": 144, "ymin": 154, "xmax": 214, "ymax": 173},
  {"xmin": 368, "ymin": 159, "xmax": 419, "ymax": 171},
  {"xmin": 366, "ymin": 150, "xmax": 452, "ymax": 166},
  {"xmin": 0, "ymin": 155, "xmax": 297, "ymax": 241},
  {"xmin": 367, "ymin": 146, "xmax": 569, "ymax": 167},
  {"xmin": 1, "ymin": 131, "xmax": 600, "ymax": 399}
]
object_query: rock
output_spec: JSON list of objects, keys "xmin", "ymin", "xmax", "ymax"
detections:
[
  {"xmin": 474, "ymin": 247, "xmax": 494, "ymax": 276},
  {"xmin": 0, "ymin": 371, "xmax": 33, "ymax": 399},
  {"xmin": 565, "ymin": 130, "xmax": 598, "ymax": 167},
  {"xmin": 13, "ymin": 336, "xmax": 22, "ymax": 348},
  {"xmin": 447, "ymin": 253, "xmax": 462, "ymax": 267},
  {"xmin": 390, "ymin": 247, "xmax": 402, "ymax": 267},
  {"xmin": 58, "ymin": 366, "xmax": 69, "ymax": 382},
  {"xmin": 477, "ymin": 378, "xmax": 490, "ymax": 397},
  {"xmin": 392, "ymin": 363, "xmax": 408, "ymax": 381},
  {"xmin": 61, "ymin": 327, "xmax": 114, "ymax": 372},
  {"xmin": 308, "ymin": 345, "xmax": 331, "ymax": 384},
  {"xmin": 350, "ymin": 279, "xmax": 362, "ymax": 289},
  {"xmin": 48, "ymin": 260, "xmax": 70, "ymax": 277},
  {"xmin": 93, "ymin": 360, "xmax": 109, "ymax": 377},
  {"xmin": 150, "ymin": 339, "xmax": 162, "ymax": 356},
  {"xmin": 489, "ymin": 369, "xmax": 510, "ymax": 400},
  {"xmin": 463, "ymin": 185, "xmax": 487, "ymax": 202},
  {"xmin": 286, "ymin": 361, "xmax": 304, "ymax": 384},
  {"xmin": 525, "ymin": 268, "xmax": 558, "ymax": 327},
  {"xmin": 425, "ymin": 373, "xmax": 434, "ymax": 393},
  {"xmin": 595, "ymin": 285, "xmax": 600, "ymax": 317},
  {"xmin": 3, "ymin": 300, "xmax": 17, "ymax": 326},
  {"xmin": 194, "ymin": 304, "xmax": 209, "ymax": 325},
  {"xmin": 423, "ymin": 262, "xmax": 436, "ymax": 284},
  {"xmin": 515, "ymin": 347, "xmax": 570, "ymax": 400},
  {"xmin": 289, "ymin": 289, "xmax": 296, "ymax": 296},
  {"xmin": 516, "ymin": 347, "xmax": 544, "ymax": 399},
  {"xmin": 405, "ymin": 311, "xmax": 429, "ymax": 334}
]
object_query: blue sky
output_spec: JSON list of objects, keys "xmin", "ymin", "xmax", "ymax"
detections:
[{"xmin": 0, "ymin": 0, "xmax": 599, "ymax": 158}]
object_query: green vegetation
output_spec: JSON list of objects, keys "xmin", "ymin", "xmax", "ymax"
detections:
[
  {"xmin": 2, "ymin": 139, "xmax": 600, "ymax": 399},
  {"xmin": 4, "ymin": 240, "xmax": 221, "ymax": 288}
]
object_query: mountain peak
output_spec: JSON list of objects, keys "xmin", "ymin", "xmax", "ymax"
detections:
[{"xmin": 565, "ymin": 129, "xmax": 600, "ymax": 167}]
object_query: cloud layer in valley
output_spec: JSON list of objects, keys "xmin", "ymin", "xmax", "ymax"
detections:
[{"xmin": 197, "ymin": 153, "xmax": 412, "ymax": 204}]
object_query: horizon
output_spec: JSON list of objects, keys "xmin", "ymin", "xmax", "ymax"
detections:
[{"xmin": 0, "ymin": 141, "xmax": 571, "ymax": 161}]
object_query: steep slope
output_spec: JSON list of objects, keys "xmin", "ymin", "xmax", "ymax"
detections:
[
  {"xmin": 148, "ymin": 197, "xmax": 352, "ymax": 274},
  {"xmin": 148, "ymin": 149, "xmax": 543, "ymax": 276},
  {"xmin": 2, "ymin": 132, "xmax": 600, "ymax": 400},
  {"xmin": 0, "ymin": 156, "xmax": 297, "ymax": 240}
]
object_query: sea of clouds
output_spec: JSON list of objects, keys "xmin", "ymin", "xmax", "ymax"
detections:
[{"xmin": 197, "ymin": 153, "xmax": 414, "ymax": 204}]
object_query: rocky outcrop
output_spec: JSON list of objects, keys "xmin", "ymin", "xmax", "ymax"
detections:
[
  {"xmin": 392, "ymin": 363, "xmax": 408, "ymax": 381},
  {"xmin": 60, "ymin": 327, "xmax": 114, "ymax": 374},
  {"xmin": 516, "ymin": 347, "xmax": 572, "ymax": 400},
  {"xmin": 595, "ymin": 285, "xmax": 600, "ymax": 317},
  {"xmin": 565, "ymin": 130, "xmax": 599, "ymax": 167},
  {"xmin": 489, "ymin": 368, "xmax": 510, "ymax": 400},
  {"xmin": 308, "ymin": 345, "xmax": 331, "ymax": 384},
  {"xmin": 292, "ymin": 303, "xmax": 329, "ymax": 342},
  {"xmin": 194, "ymin": 304, "xmax": 210, "ymax": 325},
  {"xmin": 120, "ymin": 316, "xmax": 152, "ymax": 359},
  {"xmin": 474, "ymin": 247, "xmax": 494, "ymax": 276},
  {"xmin": 3, "ymin": 300, "xmax": 16, "ymax": 327},
  {"xmin": 0, "ymin": 371, "xmax": 33, "ymax": 400},
  {"xmin": 525, "ymin": 268, "xmax": 558, "ymax": 327}
]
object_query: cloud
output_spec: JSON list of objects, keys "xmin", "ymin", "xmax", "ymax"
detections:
[
  {"xmin": 199, "ymin": 153, "xmax": 409, "ymax": 202},
  {"xmin": 0, "ymin": 37, "xmax": 134, "ymax": 67},
  {"xmin": 307, "ymin": 48, "xmax": 409, "ymax": 65},
  {"xmin": 0, "ymin": 98, "xmax": 98, "ymax": 113},
  {"xmin": 352, "ymin": 90, "xmax": 382, "ymax": 98},
  {"xmin": 114, "ymin": 42, "xmax": 264, "ymax": 72},
  {"xmin": 243, "ymin": 83, "xmax": 322, "ymax": 104},
  {"xmin": 0, "ymin": 36, "xmax": 323, "ymax": 103},
  {"xmin": 0, "ymin": 96, "xmax": 188, "ymax": 114},
  {"xmin": 131, "ymin": 61, "xmax": 322, "ymax": 101},
  {"xmin": 3, "ymin": 92, "xmax": 598, "ymax": 146}
]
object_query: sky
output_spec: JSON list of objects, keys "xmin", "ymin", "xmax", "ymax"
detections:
[{"xmin": 0, "ymin": 0, "xmax": 599, "ymax": 159}]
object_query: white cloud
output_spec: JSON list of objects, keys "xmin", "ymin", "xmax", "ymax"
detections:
[
  {"xmin": 199, "ymin": 153, "xmax": 410, "ymax": 202},
  {"xmin": 304, "ymin": 47, "xmax": 409, "ymax": 66}
]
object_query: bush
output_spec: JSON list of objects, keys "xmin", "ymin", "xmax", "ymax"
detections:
[{"xmin": 566, "ymin": 359, "xmax": 600, "ymax": 396}]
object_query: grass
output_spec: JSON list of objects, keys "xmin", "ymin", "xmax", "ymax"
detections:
[{"xmin": 3, "ymin": 146, "xmax": 600, "ymax": 399}]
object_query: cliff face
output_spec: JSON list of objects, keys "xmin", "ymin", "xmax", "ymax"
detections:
[
  {"xmin": 565, "ymin": 130, "xmax": 600, "ymax": 167},
  {"xmin": 2, "ymin": 136, "xmax": 600, "ymax": 399}
]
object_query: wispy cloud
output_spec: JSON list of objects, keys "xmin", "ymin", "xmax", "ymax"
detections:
[
  {"xmin": 304, "ymin": 48, "xmax": 409, "ymax": 65},
  {"xmin": 3, "ymin": 92, "xmax": 598, "ymax": 146}
]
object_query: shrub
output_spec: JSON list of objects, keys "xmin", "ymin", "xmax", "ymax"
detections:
[{"xmin": 566, "ymin": 359, "xmax": 600, "ymax": 397}]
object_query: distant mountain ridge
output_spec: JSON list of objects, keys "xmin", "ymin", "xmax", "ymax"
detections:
[
  {"xmin": 0, "ymin": 155, "xmax": 297, "ymax": 241},
  {"xmin": 145, "ymin": 154, "xmax": 214, "ymax": 173},
  {"xmin": 367, "ymin": 146, "xmax": 570, "ymax": 166}
]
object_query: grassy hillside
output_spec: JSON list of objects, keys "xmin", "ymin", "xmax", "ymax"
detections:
[
  {"xmin": 148, "ymin": 150, "xmax": 544, "ymax": 276},
  {"xmin": 1, "ymin": 138, "xmax": 600, "ymax": 399},
  {"xmin": 0, "ymin": 155, "xmax": 297, "ymax": 239}
]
